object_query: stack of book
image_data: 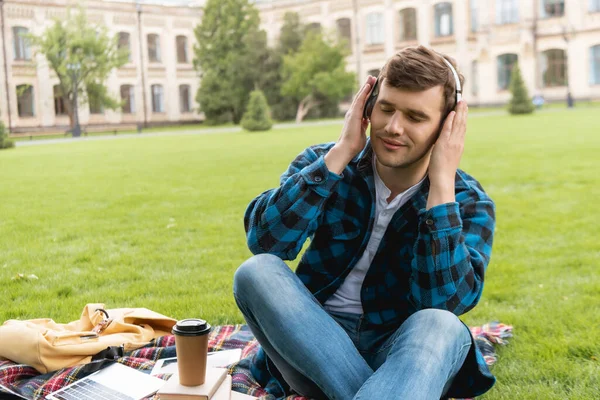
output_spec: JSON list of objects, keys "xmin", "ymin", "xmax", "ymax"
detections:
[{"xmin": 156, "ymin": 367, "xmax": 258, "ymax": 400}]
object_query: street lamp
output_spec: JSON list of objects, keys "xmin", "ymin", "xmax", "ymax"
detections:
[
  {"xmin": 66, "ymin": 62, "xmax": 82, "ymax": 137},
  {"xmin": 562, "ymin": 25, "xmax": 574, "ymax": 108}
]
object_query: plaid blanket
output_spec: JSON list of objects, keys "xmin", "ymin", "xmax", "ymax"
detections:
[{"xmin": 0, "ymin": 323, "xmax": 512, "ymax": 400}]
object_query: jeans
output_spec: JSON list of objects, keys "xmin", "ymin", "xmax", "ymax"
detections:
[{"xmin": 233, "ymin": 254, "xmax": 472, "ymax": 400}]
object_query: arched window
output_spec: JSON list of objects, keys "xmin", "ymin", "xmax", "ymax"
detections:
[
  {"xmin": 13, "ymin": 26, "xmax": 31, "ymax": 60},
  {"xmin": 17, "ymin": 84, "xmax": 34, "ymax": 117},
  {"xmin": 336, "ymin": 18, "xmax": 352, "ymax": 50},
  {"xmin": 367, "ymin": 68, "xmax": 381, "ymax": 78},
  {"xmin": 306, "ymin": 22, "xmax": 321, "ymax": 36},
  {"xmin": 176, "ymin": 36, "xmax": 188, "ymax": 63},
  {"xmin": 541, "ymin": 0, "xmax": 565, "ymax": 18},
  {"xmin": 399, "ymin": 8, "xmax": 417, "ymax": 41},
  {"xmin": 541, "ymin": 49, "xmax": 566, "ymax": 87},
  {"xmin": 53, "ymin": 85, "xmax": 67, "ymax": 116},
  {"xmin": 365, "ymin": 12, "xmax": 384, "ymax": 45},
  {"xmin": 118, "ymin": 32, "xmax": 131, "ymax": 62},
  {"xmin": 179, "ymin": 85, "xmax": 191, "ymax": 113},
  {"xmin": 471, "ymin": 60, "xmax": 479, "ymax": 96},
  {"xmin": 497, "ymin": 53, "xmax": 518, "ymax": 90},
  {"xmin": 120, "ymin": 85, "xmax": 135, "ymax": 114},
  {"xmin": 590, "ymin": 45, "xmax": 600, "ymax": 85},
  {"xmin": 151, "ymin": 84, "xmax": 164, "ymax": 113},
  {"xmin": 147, "ymin": 34, "xmax": 161, "ymax": 62},
  {"xmin": 496, "ymin": 0, "xmax": 519, "ymax": 24},
  {"xmin": 434, "ymin": 3, "xmax": 453, "ymax": 37}
]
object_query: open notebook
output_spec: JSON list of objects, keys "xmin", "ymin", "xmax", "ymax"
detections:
[{"xmin": 46, "ymin": 362, "xmax": 165, "ymax": 400}]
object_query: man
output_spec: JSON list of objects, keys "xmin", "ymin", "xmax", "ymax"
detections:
[{"xmin": 233, "ymin": 46, "xmax": 496, "ymax": 400}]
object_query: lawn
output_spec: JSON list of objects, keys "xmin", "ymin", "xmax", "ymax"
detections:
[{"xmin": 1, "ymin": 108, "xmax": 599, "ymax": 399}]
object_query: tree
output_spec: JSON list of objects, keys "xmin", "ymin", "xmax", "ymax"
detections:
[
  {"xmin": 282, "ymin": 32, "xmax": 355, "ymax": 123},
  {"xmin": 277, "ymin": 12, "xmax": 304, "ymax": 55},
  {"xmin": 241, "ymin": 90, "xmax": 273, "ymax": 131},
  {"xmin": 30, "ymin": 8, "xmax": 128, "ymax": 135},
  {"xmin": 508, "ymin": 63, "xmax": 535, "ymax": 115},
  {"xmin": 0, "ymin": 122, "xmax": 14, "ymax": 150},
  {"xmin": 194, "ymin": 0, "xmax": 263, "ymax": 124}
]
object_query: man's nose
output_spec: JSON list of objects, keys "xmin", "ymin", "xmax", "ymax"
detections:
[{"xmin": 384, "ymin": 112, "xmax": 405, "ymax": 136}]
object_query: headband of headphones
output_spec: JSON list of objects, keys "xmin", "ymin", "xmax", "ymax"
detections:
[
  {"xmin": 363, "ymin": 54, "xmax": 462, "ymax": 119},
  {"xmin": 441, "ymin": 57, "xmax": 462, "ymax": 106}
]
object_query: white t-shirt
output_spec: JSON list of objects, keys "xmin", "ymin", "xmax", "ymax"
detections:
[{"xmin": 324, "ymin": 156, "xmax": 425, "ymax": 314}]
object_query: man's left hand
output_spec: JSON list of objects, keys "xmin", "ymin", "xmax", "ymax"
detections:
[{"xmin": 426, "ymin": 100, "xmax": 468, "ymax": 209}]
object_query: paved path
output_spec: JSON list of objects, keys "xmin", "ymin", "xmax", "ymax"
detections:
[{"xmin": 14, "ymin": 109, "xmax": 515, "ymax": 148}]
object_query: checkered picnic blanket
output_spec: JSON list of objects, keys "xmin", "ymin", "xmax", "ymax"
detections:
[{"xmin": 0, "ymin": 323, "xmax": 512, "ymax": 400}]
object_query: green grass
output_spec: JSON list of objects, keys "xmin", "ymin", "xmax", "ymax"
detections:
[{"xmin": 1, "ymin": 108, "xmax": 599, "ymax": 399}]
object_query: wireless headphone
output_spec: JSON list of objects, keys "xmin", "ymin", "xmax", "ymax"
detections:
[{"xmin": 362, "ymin": 56, "xmax": 462, "ymax": 120}]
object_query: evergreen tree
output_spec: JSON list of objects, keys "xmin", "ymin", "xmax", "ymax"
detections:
[
  {"xmin": 241, "ymin": 90, "xmax": 273, "ymax": 131},
  {"xmin": 508, "ymin": 63, "xmax": 534, "ymax": 115},
  {"xmin": 0, "ymin": 122, "xmax": 14, "ymax": 150}
]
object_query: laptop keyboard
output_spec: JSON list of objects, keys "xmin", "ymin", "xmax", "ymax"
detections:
[{"xmin": 52, "ymin": 379, "xmax": 134, "ymax": 400}]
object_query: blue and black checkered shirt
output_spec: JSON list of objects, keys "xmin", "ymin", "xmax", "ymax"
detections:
[{"xmin": 244, "ymin": 140, "xmax": 496, "ymax": 398}]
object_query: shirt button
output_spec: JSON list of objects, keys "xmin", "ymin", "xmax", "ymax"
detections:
[
  {"xmin": 314, "ymin": 176, "xmax": 323, "ymax": 182},
  {"xmin": 426, "ymin": 219, "xmax": 434, "ymax": 226}
]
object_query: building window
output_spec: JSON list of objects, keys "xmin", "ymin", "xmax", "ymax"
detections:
[
  {"xmin": 17, "ymin": 84, "xmax": 34, "ymax": 117},
  {"xmin": 470, "ymin": 0, "xmax": 478, "ymax": 32},
  {"xmin": 590, "ymin": 45, "xmax": 600, "ymax": 84},
  {"xmin": 336, "ymin": 18, "xmax": 352, "ymax": 50},
  {"xmin": 471, "ymin": 60, "xmax": 479, "ymax": 96},
  {"xmin": 365, "ymin": 12, "xmax": 384, "ymax": 45},
  {"xmin": 151, "ymin": 84, "xmax": 164, "ymax": 113},
  {"xmin": 120, "ymin": 85, "xmax": 135, "ymax": 114},
  {"xmin": 118, "ymin": 32, "xmax": 132, "ymax": 62},
  {"xmin": 176, "ymin": 36, "xmax": 188, "ymax": 63},
  {"xmin": 54, "ymin": 85, "xmax": 67, "ymax": 116},
  {"xmin": 367, "ymin": 68, "xmax": 381, "ymax": 78},
  {"xmin": 147, "ymin": 34, "xmax": 161, "ymax": 63},
  {"xmin": 306, "ymin": 22, "xmax": 322, "ymax": 36},
  {"xmin": 399, "ymin": 8, "xmax": 417, "ymax": 41},
  {"xmin": 591, "ymin": 0, "xmax": 600, "ymax": 12},
  {"xmin": 496, "ymin": 0, "xmax": 519, "ymax": 24},
  {"xmin": 13, "ymin": 27, "xmax": 31, "ymax": 61},
  {"xmin": 541, "ymin": 49, "xmax": 566, "ymax": 87},
  {"xmin": 497, "ymin": 53, "xmax": 518, "ymax": 90},
  {"xmin": 541, "ymin": 0, "xmax": 565, "ymax": 18},
  {"xmin": 434, "ymin": 3, "xmax": 453, "ymax": 37},
  {"xmin": 89, "ymin": 99, "xmax": 104, "ymax": 114},
  {"xmin": 179, "ymin": 85, "xmax": 191, "ymax": 113}
]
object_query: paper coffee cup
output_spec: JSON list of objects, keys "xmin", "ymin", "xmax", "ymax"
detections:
[{"xmin": 172, "ymin": 318, "xmax": 211, "ymax": 386}]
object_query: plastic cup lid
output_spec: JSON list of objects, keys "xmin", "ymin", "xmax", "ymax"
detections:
[{"xmin": 172, "ymin": 318, "xmax": 211, "ymax": 336}]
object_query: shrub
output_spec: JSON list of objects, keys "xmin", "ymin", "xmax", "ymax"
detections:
[
  {"xmin": 0, "ymin": 122, "xmax": 14, "ymax": 149},
  {"xmin": 241, "ymin": 90, "xmax": 273, "ymax": 132},
  {"xmin": 508, "ymin": 63, "xmax": 534, "ymax": 115}
]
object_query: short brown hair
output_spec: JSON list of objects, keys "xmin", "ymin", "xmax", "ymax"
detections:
[{"xmin": 380, "ymin": 45, "xmax": 465, "ymax": 119}]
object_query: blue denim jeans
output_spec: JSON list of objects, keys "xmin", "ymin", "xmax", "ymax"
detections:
[{"xmin": 233, "ymin": 254, "xmax": 472, "ymax": 400}]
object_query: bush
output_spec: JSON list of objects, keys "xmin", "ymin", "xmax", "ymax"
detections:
[
  {"xmin": 508, "ymin": 63, "xmax": 534, "ymax": 115},
  {"xmin": 0, "ymin": 122, "xmax": 14, "ymax": 149},
  {"xmin": 241, "ymin": 90, "xmax": 273, "ymax": 131}
]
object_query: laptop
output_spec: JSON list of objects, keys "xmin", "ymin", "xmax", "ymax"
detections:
[{"xmin": 46, "ymin": 362, "xmax": 165, "ymax": 400}]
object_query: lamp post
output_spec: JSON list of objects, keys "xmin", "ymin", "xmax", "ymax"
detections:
[
  {"xmin": 66, "ymin": 62, "xmax": 82, "ymax": 137},
  {"xmin": 562, "ymin": 25, "xmax": 574, "ymax": 108},
  {"xmin": 137, "ymin": 1, "xmax": 148, "ymax": 129}
]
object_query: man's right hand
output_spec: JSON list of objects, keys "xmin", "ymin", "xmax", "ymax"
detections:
[{"xmin": 325, "ymin": 76, "xmax": 377, "ymax": 175}]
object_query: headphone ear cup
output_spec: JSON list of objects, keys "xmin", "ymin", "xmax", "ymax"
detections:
[{"xmin": 364, "ymin": 95, "xmax": 375, "ymax": 119}]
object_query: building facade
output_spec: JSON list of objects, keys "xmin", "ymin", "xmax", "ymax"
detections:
[
  {"xmin": 256, "ymin": 0, "xmax": 600, "ymax": 109},
  {"xmin": 0, "ymin": 0, "xmax": 202, "ymax": 132},
  {"xmin": 1, "ymin": 0, "xmax": 600, "ymax": 132}
]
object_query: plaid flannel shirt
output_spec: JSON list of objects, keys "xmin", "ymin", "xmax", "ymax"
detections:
[{"xmin": 243, "ymin": 140, "xmax": 496, "ymax": 398}]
